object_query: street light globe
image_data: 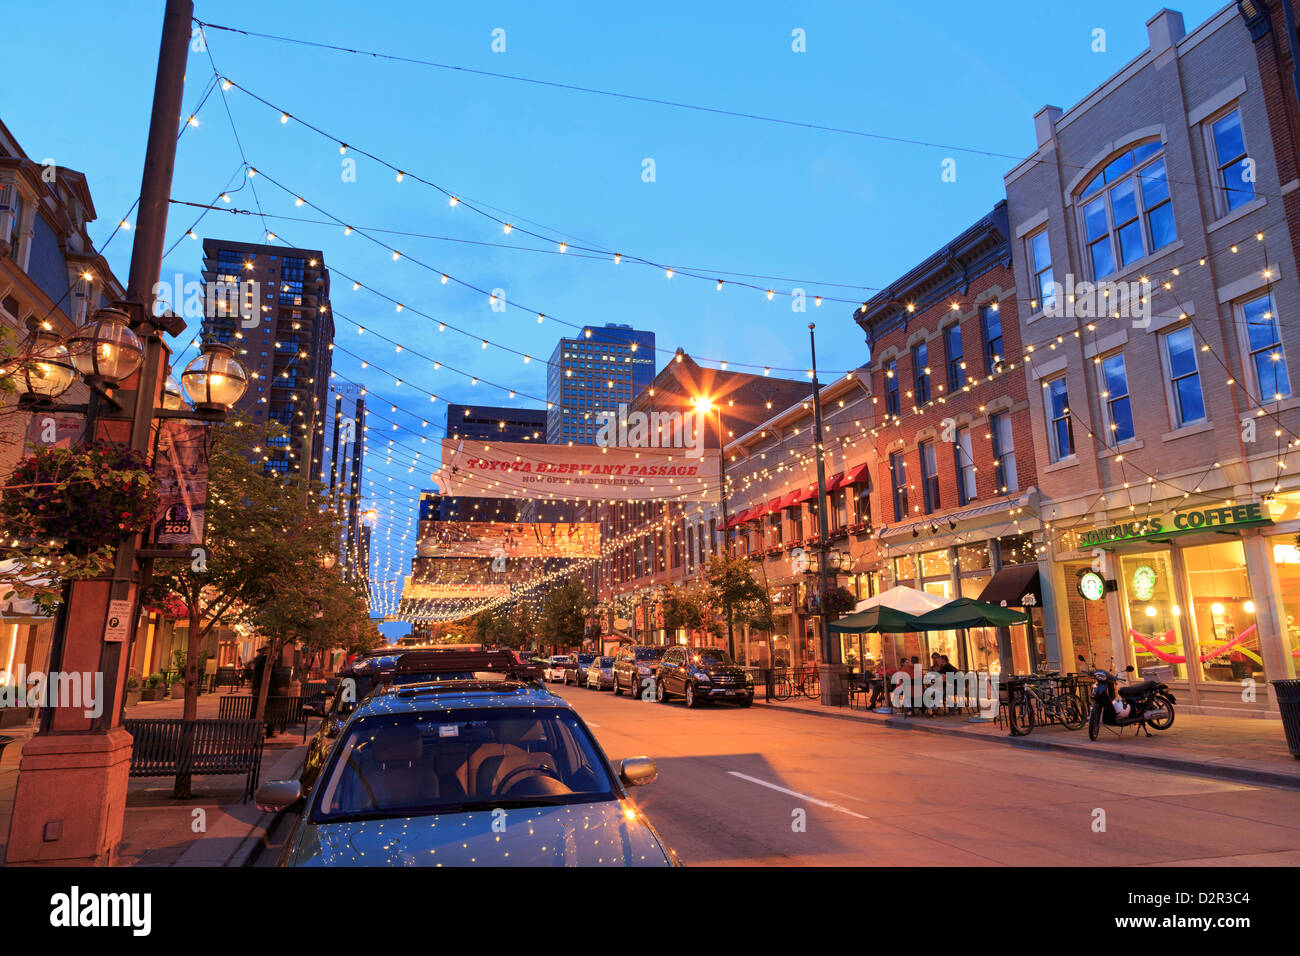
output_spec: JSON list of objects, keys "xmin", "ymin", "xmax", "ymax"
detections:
[
  {"xmin": 693, "ymin": 396, "xmax": 713, "ymax": 413},
  {"xmin": 321, "ymin": 551, "xmax": 338, "ymax": 570},
  {"xmin": 181, "ymin": 341, "xmax": 249, "ymax": 410},
  {"xmin": 68, "ymin": 307, "xmax": 144, "ymax": 385},
  {"xmin": 11, "ymin": 330, "xmax": 76, "ymax": 400},
  {"xmin": 161, "ymin": 374, "xmax": 188, "ymax": 410}
]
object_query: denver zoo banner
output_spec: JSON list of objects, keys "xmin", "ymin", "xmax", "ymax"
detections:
[
  {"xmin": 150, "ymin": 420, "xmax": 212, "ymax": 546},
  {"xmin": 435, "ymin": 439, "xmax": 719, "ymax": 502}
]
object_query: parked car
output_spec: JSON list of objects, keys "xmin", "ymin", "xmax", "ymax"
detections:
[
  {"xmin": 655, "ymin": 646, "xmax": 753, "ymax": 708},
  {"xmin": 301, "ymin": 653, "xmax": 402, "ymax": 789},
  {"xmin": 586, "ymin": 656, "xmax": 616, "ymax": 690},
  {"xmin": 612, "ymin": 645, "xmax": 665, "ymax": 697},
  {"xmin": 544, "ymin": 655, "xmax": 577, "ymax": 682},
  {"xmin": 258, "ymin": 679, "xmax": 678, "ymax": 866},
  {"xmin": 564, "ymin": 654, "xmax": 598, "ymax": 686}
]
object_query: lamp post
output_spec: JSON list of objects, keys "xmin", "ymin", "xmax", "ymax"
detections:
[
  {"xmin": 693, "ymin": 395, "xmax": 734, "ymax": 659},
  {"xmin": 807, "ymin": 323, "xmax": 844, "ymax": 705},
  {"xmin": 3, "ymin": 0, "xmax": 232, "ymax": 867}
]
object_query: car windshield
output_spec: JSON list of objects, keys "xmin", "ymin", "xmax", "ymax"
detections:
[
  {"xmin": 597, "ymin": 657, "xmax": 614, "ymax": 667},
  {"xmin": 312, "ymin": 707, "xmax": 617, "ymax": 822},
  {"xmin": 691, "ymin": 649, "xmax": 734, "ymax": 665},
  {"xmin": 577, "ymin": 655, "xmax": 595, "ymax": 664},
  {"xmin": 391, "ymin": 671, "xmax": 506, "ymax": 686},
  {"xmin": 633, "ymin": 648, "xmax": 663, "ymax": 660}
]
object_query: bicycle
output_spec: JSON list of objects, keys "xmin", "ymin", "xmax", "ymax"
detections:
[
  {"xmin": 772, "ymin": 665, "xmax": 821, "ymax": 701},
  {"xmin": 1007, "ymin": 672, "xmax": 1085, "ymax": 736}
]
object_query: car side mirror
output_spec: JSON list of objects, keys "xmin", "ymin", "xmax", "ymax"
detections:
[
  {"xmin": 1077, "ymin": 654, "xmax": 1086, "ymax": 662},
  {"xmin": 619, "ymin": 756, "xmax": 658, "ymax": 788},
  {"xmin": 1125, "ymin": 665, "xmax": 1135, "ymax": 673},
  {"xmin": 256, "ymin": 779, "xmax": 304, "ymax": 812},
  {"xmin": 324, "ymin": 718, "xmax": 342, "ymax": 738}
]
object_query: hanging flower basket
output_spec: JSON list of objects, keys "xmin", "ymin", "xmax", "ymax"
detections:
[
  {"xmin": 144, "ymin": 591, "xmax": 189, "ymax": 620},
  {"xmin": 0, "ymin": 442, "xmax": 159, "ymax": 549}
]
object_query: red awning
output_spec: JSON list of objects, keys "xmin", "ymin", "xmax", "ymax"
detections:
[
  {"xmin": 825, "ymin": 472, "xmax": 847, "ymax": 492},
  {"xmin": 726, "ymin": 509, "xmax": 752, "ymax": 529},
  {"xmin": 842, "ymin": 462, "xmax": 872, "ymax": 487},
  {"xmin": 796, "ymin": 485, "xmax": 819, "ymax": 503},
  {"xmin": 778, "ymin": 490, "xmax": 802, "ymax": 510}
]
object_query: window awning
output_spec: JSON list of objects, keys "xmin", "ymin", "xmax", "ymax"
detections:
[
  {"xmin": 842, "ymin": 462, "xmax": 872, "ymax": 487},
  {"xmin": 977, "ymin": 564, "xmax": 1041, "ymax": 611},
  {"xmin": 777, "ymin": 490, "xmax": 802, "ymax": 510},
  {"xmin": 749, "ymin": 502, "xmax": 771, "ymax": 519},
  {"xmin": 795, "ymin": 485, "xmax": 819, "ymax": 503},
  {"xmin": 725, "ymin": 509, "xmax": 752, "ymax": 530},
  {"xmin": 825, "ymin": 472, "xmax": 847, "ymax": 492}
]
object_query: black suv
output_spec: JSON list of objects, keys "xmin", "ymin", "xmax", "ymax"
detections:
[
  {"xmin": 655, "ymin": 646, "xmax": 753, "ymax": 708},
  {"xmin": 612, "ymin": 645, "xmax": 665, "ymax": 697}
]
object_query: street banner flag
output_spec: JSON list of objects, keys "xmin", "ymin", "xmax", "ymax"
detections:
[
  {"xmin": 417, "ymin": 521, "xmax": 601, "ymax": 559},
  {"xmin": 151, "ymin": 420, "xmax": 212, "ymax": 546},
  {"xmin": 435, "ymin": 439, "xmax": 718, "ymax": 502}
]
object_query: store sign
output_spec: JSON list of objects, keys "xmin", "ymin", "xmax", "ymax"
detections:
[
  {"xmin": 1075, "ymin": 502, "xmax": 1269, "ymax": 547},
  {"xmin": 1131, "ymin": 564, "xmax": 1157, "ymax": 601},
  {"xmin": 790, "ymin": 547, "xmax": 808, "ymax": 574},
  {"xmin": 1077, "ymin": 570, "xmax": 1106, "ymax": 601}
]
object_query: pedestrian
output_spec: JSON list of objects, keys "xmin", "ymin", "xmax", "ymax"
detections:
[{"xmin": 250, "ymin": 645, "xmax": 269, "ymax": 695}]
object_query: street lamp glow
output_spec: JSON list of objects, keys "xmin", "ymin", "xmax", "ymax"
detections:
[
  {"xmin": 692, "ymin": 396, "xmax": 714, "ymax": 414},
  {"xmin": 68, "ymin": 307, "xmax": 144, "ymax": 385},
  {"xmin": 181, "ymin": 342, "xmax": 249, "ymax": 410}
]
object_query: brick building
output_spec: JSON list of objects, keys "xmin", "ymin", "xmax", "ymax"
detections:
[
  {"xmin": 851, "ymin": 200, "xmax": 1048, "ymax": 677},
  {"xmin": 582, "ymin": 352, "xmax": 808, "ymax": 649},
  {"xmin": 1004, "ymin": 7, "xmax": 1300, "ymax": 715}
]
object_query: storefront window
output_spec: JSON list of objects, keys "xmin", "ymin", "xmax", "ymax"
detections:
[
  {"xmin": 1063, "ymin": 562, "xmax": 1109, "ymax": 668},
  {"xmin": 1270, "ymin": 533, "xmax": 1300, "ymax": 675},
  {"xmin": 1119, "ymin": 550, "xmax": 1187, "ymax": 681},
  {"xmin": 957, "ymin": 542, "xmax": 990, "ymax": 573},
  {"xmin": 893, "ymin": 554, "xmax": 916, "ymax": 585},
  {"xmin": 920, "ymin": 548, "xmax": 951, "ymax": 578},
  {"xmin": 997, "ymin": 533, "xmax": 1036, "ymax": 566},
  {"xmin": 1183, "ymin": 540, "xmax": 1260, "ymax": 684}
]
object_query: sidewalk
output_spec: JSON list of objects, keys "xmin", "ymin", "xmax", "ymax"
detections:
[
  {"xmin": 0, "ymin": 690, "xmax": 311, "ymax": 867},
  {"xmin": 763, "ymin": 693, "xmax": 1300, "ymax": 790}
]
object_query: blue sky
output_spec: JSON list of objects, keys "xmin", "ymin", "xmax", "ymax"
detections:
[{"xmin": 2, "ymin": 0, "xmax": 1227, "ymax": 632}]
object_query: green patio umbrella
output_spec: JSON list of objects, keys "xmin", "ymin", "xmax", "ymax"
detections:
[
  {"xmin": 902, "ymin": 596, "xmax": 1029, "ymax": 630},
  {"xmin": 829, "ymin": 604, "xmax": 918, "ymax": 634}
]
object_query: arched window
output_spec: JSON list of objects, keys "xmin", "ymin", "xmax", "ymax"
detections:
[{"xmin": 1077, "ymin": 140, "xmax": 1176, "ymax": 279}]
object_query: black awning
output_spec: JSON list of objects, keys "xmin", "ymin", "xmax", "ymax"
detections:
[{"xmin": 978, "ymin": 564, "xmax": 1041, "ymax": 610}]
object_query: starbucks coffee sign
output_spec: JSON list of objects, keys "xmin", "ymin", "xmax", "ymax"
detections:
[{"xmin": 1076, "ymin": 502, "xmax": 1270, "ymax": 548}]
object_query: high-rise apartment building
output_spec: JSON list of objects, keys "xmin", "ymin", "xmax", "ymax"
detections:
[
  {"xmin": 200, "ymin": 239, "xmax": 334, "ymax": 477},
  {"xmin": 546, "ymin": 323, "xmax": 656, "ymax": 443}
]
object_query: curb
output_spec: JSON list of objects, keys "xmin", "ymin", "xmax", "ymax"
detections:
[
  {"xmin": 228, "ymin": 747, "xmax": 307, "ymax": 868},
  {"xmin": 762, "ymin": 699, "xmax": 1300, "ymax": 792}
]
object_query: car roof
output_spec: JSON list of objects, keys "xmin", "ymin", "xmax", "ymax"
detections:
[{"xmin": 354, "ymin": 680, "xmax": 574, "ymax": 717}]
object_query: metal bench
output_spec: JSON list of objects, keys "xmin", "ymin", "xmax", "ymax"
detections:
[
  {"xmin": 124, "ymin": 718, "xmax": 264, "ymax": 801},
  {"xmin": 218, "ymin": 694, "xmax": 309, "ymax": 741}
]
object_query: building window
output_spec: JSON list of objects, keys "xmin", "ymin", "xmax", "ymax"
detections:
[
  {"xmin": 920, "ymin": 440, "xmax": 940, "ymax": 514},
  {"xmin": 1028, "ymin": 228, "xmax": 1056, "ymax": 312},
  {"xmin": 912, "ymin": 341, "xmax": 930, "ymax": 404},
  {"xmin": 1163, "ymin": 326, "xmax": 1206, "ymax": 426},
  {"xmin": 944, "ymin": 324, "xmax": 964, "ymax": 392},
  {"xmin": 889, "ymin": 451, "xmax": 909, "ymax": 522},
  {"xmin": 1078, "ymin": 140, "xmax": 1175, "ymax": 279},
  {"xmin": 768, "ymin": 511, "xmax": 782, "ymax": 548},
  {"xmin": 1241, "ymin": 291, "xmax": 1291, "ymax": 401},
  {"xmin": 884, "ymin": 359, "xmax": 899, "ymax": 416},
  {"xmin": 955, "ymin": 426, "xmax": 976, "ymax": 505},
  {"xmin": 990, "ymin": 412, "xmax": 1017, "ymax": 492},
  {"xmin": 855, "ymin": 482, "xmax": 871, "ymax": 527},
  {"xmin": 831, "ymin": 488, "xmax": 848, "ymax": 529},
  {"xmin": 1099, "ymin": 353, "xmax": 1135, "ymax": 443},
  {"xmin": 1045, "ymin": 378, "xmax": 1074, "ymax": 462},
  {"xmin": 981, "ymin": 304, "xmax": 1003, "ymax": 375},
  {"xmin": 1209, "ymin": 108, "xmax": 1254, "ymax": 213}
]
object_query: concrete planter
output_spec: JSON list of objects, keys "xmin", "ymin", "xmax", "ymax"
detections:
[
  {"xmin": 140, "ymin": 686, "xmax": 165, "ymax": 701},
  {"xmin": 125, "ymin": 688, "xmax": 142, "ymax": 707},
  {"xmin": 169, "ymin": 681, "xmax": 185, "ymax": 700}
]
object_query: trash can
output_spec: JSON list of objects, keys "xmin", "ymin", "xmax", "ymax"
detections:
[{"xmin": 1272, "ymin": 679, "xmax": 1300, "ymax": 759}]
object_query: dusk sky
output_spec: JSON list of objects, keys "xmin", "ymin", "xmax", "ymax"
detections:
[{"xmin": 2, "ymin": 1, "xmax": 1227, "ymax": 631}]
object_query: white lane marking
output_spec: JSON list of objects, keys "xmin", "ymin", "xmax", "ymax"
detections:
[
  {"xmin": 728, "ymin": 771, "xmax": 870, "ymax": 819},
  {"xmin": 586, "ymin": 722, "xmax": 600, "ymax": 727},
  {"xmin": 825, "ymin": 788, "xmax": 872, "ymax": 805}
]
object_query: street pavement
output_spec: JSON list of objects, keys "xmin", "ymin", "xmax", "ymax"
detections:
[{"xmin": 551, "ymin": 682, "xmax": 1300, "ymax": 866}]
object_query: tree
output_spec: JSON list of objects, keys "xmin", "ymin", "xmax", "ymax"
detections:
[
  {"xmin": 661, "ymin": 581, "xmax": 719, "ymax": 636},
  {"xmin": 539, "ymin": 575, "xmax": 588, "ymax": 653},
  {"xmin": 704, "ymin": 552, "xmax": 774, "ymax": 662},
  {"xmin": 146, "ymin": 417, "xmax": 342, "ymax": 724}
]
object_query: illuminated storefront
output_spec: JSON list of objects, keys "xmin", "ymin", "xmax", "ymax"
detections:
[{"xmin": 1054, "ymin": 499, "xmax": 1298, "ymax": 715}]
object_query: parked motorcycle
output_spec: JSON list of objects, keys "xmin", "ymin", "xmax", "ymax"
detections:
[{"xmin": 1077, "ymin": 654, "xmax": 1176, "ymax": 741}]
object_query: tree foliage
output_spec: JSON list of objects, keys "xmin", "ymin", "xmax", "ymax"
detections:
[{"xmin": 539, "ymin": 575, "xmax": 588, "ymax": 651}]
